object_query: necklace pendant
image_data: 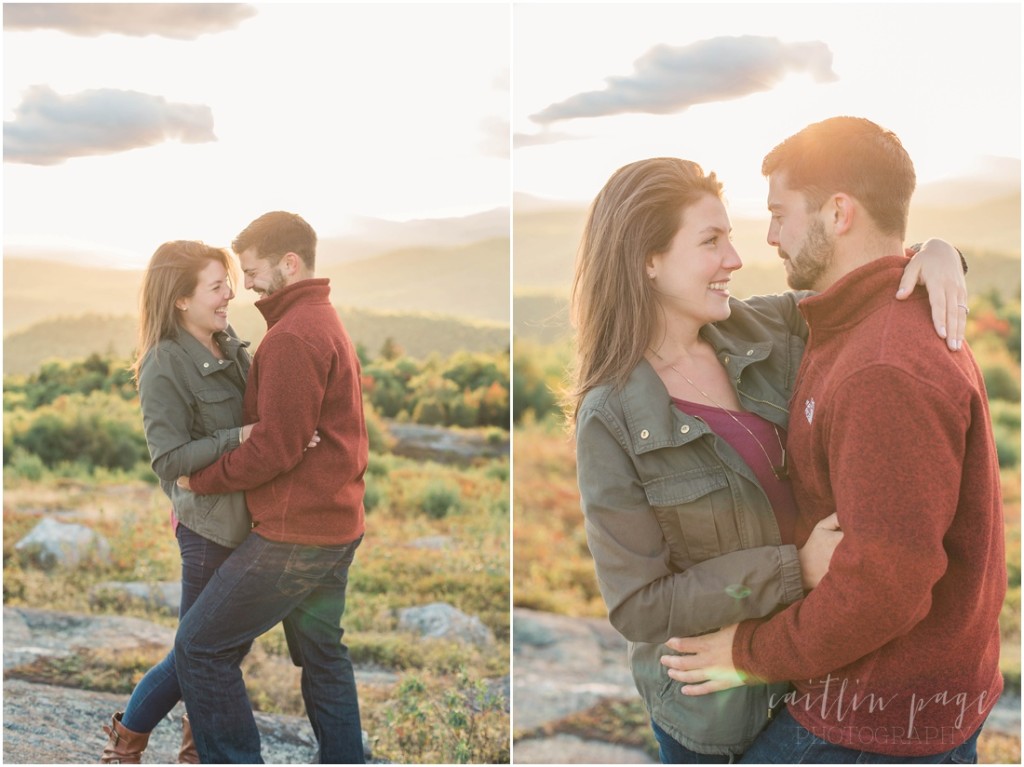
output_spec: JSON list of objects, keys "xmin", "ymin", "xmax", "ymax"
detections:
[{"xmin": 772, "ymin": 464, "xmax": 789, "ymax": 481}]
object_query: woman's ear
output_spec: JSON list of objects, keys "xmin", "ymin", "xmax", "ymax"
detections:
[{"xmin": 645, "ymin": 254, "xmax": 658, "ymax": 280}]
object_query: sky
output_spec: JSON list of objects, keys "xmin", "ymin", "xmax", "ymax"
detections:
[
  {"xmin": 514, "ymin": 2, "xmax": 1022, "ymax": 217},
  {"xmin": 4, "ymin": 2, "xmax": 1020, "ymax": 270},
  {"xmin": 3, "ymin": 2, "xmax": 510, "ymax": 267}
]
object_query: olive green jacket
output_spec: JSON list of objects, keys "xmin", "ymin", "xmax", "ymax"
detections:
[
  {"xmin": 138, "ymin": 327, "xmax": 252, "ymax": 548},
  {"xmin": 576, "ymin": 293, "xmax": 812, "ymax": 756}
]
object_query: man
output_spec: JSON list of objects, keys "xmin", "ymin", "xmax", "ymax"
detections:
[
  {"xmin": 174, "ymin": 211, "xmax": 369, "ymax": 763},
  {"xmin": 662, "ymin": 117, "xmax": 1005, "ymax": 762}
]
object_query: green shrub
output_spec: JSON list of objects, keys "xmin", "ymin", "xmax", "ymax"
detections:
[
  {"xmin": 363, "ymin": 479, "xmax": 384, "ymax": 513},
  {"xmin": 994, "ymin": 423, "xmax": 1022, "ymax": 468},
  {"xmin": 991, "ymin": 400, "xmax": 1021, "ymax": 431},
  {"xmin": 420, "ymin": 481, "xmax": 462, "ymax": 519},
  {"xmin": 983, "ymin": 363, "xmax": 1022, "ymax": 402},
  {"xmin": 6, "ymin": 392, "xmax": 148, "ymax": 473},
  {"xmin": 7, "ymin": 448, "xmax": 45, "ymax": 481},
  {"xmin": 364, "ymin": 404, "xmax": 396, "ymax": 454}
]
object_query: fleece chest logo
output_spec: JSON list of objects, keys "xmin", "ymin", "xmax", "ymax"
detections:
[{"xmin": 804, "ymin": 397, "xmax": 815, "ymax": 425}]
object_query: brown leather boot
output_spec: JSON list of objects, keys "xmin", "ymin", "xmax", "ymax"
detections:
[
  {"xmin": 178, "ymin": 713, "xmax": 200, "ymax": 764},
  {"xmin": 100, "ymin": 712, "xmax": 149, "ymax": 764}
]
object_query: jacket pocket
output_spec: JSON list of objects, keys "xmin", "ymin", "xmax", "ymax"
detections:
[
  {"xmin": 644, "ymin": 467, "xmax": 737, "ymax": 564},
  {"xmin": 193, "ymin": 387, "xmax": 240, "ymax": 435}
]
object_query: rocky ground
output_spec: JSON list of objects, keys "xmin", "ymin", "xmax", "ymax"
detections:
[
  {"xmin": 2, "ymin": 605, "xmax": 417, "ymax": 764},
  {"xmin": 512, "ymin": 608, "xmax": 655, "ymax": 764}
]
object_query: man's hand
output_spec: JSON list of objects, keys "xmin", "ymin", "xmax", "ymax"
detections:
[
  {"xmin": 177, "ymin": 475, "xmax": 192, "ymax": 491},
  {"xmin": 660, "ymin": 624, "xmax": 747, "ymax": 695},
  {"xmin": 896, "ymin": 239, "xmax": 968, "ymax": 351},
  {"xmin": 241, "ymin": 423, "xmax": 320, "ymax": 450},
  {"xmin": 798, "ymin": 512, "xmax": 843, "ymax": 591}
]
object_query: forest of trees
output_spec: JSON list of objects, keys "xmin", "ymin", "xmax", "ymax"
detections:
[{"xmin": 3, "ymin": 343, "xmax": 510, "ymax": 480}]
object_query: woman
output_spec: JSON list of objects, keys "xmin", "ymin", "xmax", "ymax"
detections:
[
  {"xmin": 100, "ymin": 241, "xmax": 253, "ymax": 763},
  {"xmin": 570, "ymin": 158, "xmax": 965, "ymax": 762}
]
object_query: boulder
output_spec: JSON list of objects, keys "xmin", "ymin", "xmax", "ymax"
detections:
[
  {"xmin": 13, "ymin": 518, "xmax": 110, "ymax": 571},
  {"xmin": 89, "ymin": 581, "xmax": 182, "ymax": 615},
  {"xmin": 397, "ymin": 602, "xmax": 494, "ymax": 647}
]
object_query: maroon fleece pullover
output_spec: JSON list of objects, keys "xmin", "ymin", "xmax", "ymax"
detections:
[
  {"xmin": 190, "ymin": 279, "xmax": 368, "ymax": 545},
  {"xmin": 733, "ymin": 256, "xmax": 1005, "ymax": 756}
]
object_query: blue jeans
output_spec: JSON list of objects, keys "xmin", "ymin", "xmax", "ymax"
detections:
[
  {"xmin": 174, "ymin": 531, "xmax": 364, "ymax": 764},
  {"xmin": 652, "ymin": 719, "xmax": 734, "ymax": 763},
  {"xmin": 121, "ymin": 524, "xmax": 236, "ymax": 733},
  {"xmin": 740, "ymin": 707, "xmax": 982, "ymax": 764}
]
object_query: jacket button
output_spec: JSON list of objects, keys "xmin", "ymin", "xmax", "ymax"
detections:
[
  {"xmin": 746, "ymin": 349, "xmax": 754, "ymax": 356},
  {"xmin": 680, "ymin": 424, "xmax": 690, "ymax": 434},
  {"xmin": 640, "ymin": 429, "xmax": 650, "ymax": 439},
  {"xmin": 723, "ymin": 355, "xmax": 731, "ymax": 365},
  {"xmin": 203, "ymin": 362, "xmax": 210, "ymax": 368}
]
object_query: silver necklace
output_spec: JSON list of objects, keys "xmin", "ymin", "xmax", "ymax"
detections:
[{"xmin": 649, "ymin": 347, "xmax": 789, "ymax": 480}]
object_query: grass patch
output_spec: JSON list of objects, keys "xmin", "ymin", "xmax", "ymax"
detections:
[
  {"xmin": 363, "ymin": 671, "xmax": 509, "ymax": 764},
  {"xmin": 5, "ymin": 645, "xmax": 169, "ymax": 694},
  {"xmin": 514, "ymin": 697, "xmax": 657, "ymax": 760},
  {"xmin": 3, "ymin": 443, "xmax": 510, "ymax": 763}
]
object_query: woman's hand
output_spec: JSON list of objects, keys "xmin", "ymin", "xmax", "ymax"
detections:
[
  {"xmin": 798, "ymin": 512, "xmax": 843, "ymax": 591},
  {"xmin": 896, "ymin": 239, "xmax": 968, "ymax": 351},
  {"xmin": 176, "ymin": 475, "xmax": 191, "ymax": 491}
]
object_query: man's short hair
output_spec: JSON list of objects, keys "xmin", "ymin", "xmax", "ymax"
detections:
[
  {"xmin": 762, "ymin": 116, "xmax": 916, "ymax": 238},
  {"xmin": 232, "ymin": 211, "xmax": 317, "ymax": 270}
]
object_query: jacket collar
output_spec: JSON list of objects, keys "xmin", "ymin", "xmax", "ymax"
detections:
[
  {"xmin": 700, "ymin": 317, "xmax": 774, "ymax": 384},
  {"xmin": 176, "ymin": 326, "xmax": 249, "ymax": 378},
  {"xmin": 256, "ymin": 278, "xmax": 332, "ymax": 329},
  {"xmin": 621, "ymin": 322, "xmax": 780, "ymax": 456},
  {"xmin": 799, "ymin": 255, "xmax": 910, "ymax": 337},
  {"xmin": 620, "ymin": 359, "xmax": 711, "ymax": 456}
]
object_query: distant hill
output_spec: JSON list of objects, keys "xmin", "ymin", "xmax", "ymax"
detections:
[
  {"xmin": 907, "ymin": 192, "xmax": 1021, "ymax": 256},
  {"xmin": 515, "ymin": 246, "xmax": 1022, "ymax": 345},
  {"xmin": 319, "ymin": 237, "xmax": 509, "ymax": 324},
  {"xmin": 4, "ymin": 259, "xmax": 145, "ymax": 334},
  {"xmin": 513, "ymin": 191, "xmax": 1021, "ymax": 297},
  {"xmin": 4, "ymin": 235, "xmax": 509, "ymax": 337},
  {"xmin": 3, "ymin": 308, "xmax": 508, "ymax": 376},
  {"xmin": 324, "ymin": 208, "xmax": 509, "ymax": 265}
]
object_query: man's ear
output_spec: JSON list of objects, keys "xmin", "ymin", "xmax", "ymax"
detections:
[
  {"xmin": 830, "ymin": 194, "xmax": 855, "ymax": 235},
  {"xmin": 282, "ymin": 252, "xmax": 301, "ymax": 275}
]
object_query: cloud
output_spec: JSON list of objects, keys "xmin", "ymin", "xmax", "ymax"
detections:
[
  {"xmin": 4, "ymin": 86, "xmax": 216, "ymax": 165},
  {"xmin": 531, "ymin": 36, "xmax": 837, "ymax": 125},
  {"xmin": 513, "ymin": 130, "xmax": 583, "ymax": 149},
  {"xmin": 3, "ymin": 3, "xmax": 256, "ymax": 39}
]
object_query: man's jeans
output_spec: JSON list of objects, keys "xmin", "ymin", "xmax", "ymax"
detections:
[
  {"xmin": 740, "ymin": 707, "xmax": 982, "ymax": 764},
  {"xmin": 175, "ymin": 531, "xmax": 364, "ymax": 764}
]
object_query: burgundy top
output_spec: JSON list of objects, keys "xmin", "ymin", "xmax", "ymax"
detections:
[
  {"xmin": 733, "ymin": 257, "xmax": 1004, "ymax": 755},
  {"xmin": 190, "ymin": 279, "xmax": 368, "ymax": 545},
  {"xmin": 671, "ymin": 397, "xmax": 797, "ymax": 546}
]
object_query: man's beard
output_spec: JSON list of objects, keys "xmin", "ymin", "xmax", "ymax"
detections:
[
  {"xmin": 783, "ymin": 218, "xmax": 835, "ymax": 291},
  {"xmin": 260, "ymin": 268, "xmax": 287, "ymax": 298}
]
